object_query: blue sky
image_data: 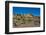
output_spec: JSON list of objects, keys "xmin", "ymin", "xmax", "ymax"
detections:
[{"xmin": 13, "ymin": 7, "xmax": 40, "ymax": 16}]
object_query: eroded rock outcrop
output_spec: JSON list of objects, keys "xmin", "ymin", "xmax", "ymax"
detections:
[{"xmin": 13, "ymin": 14, "xmax": 40, "ymax": 28}]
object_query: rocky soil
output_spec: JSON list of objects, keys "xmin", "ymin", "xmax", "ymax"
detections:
[{"xmin": 13, "ymin": 14, "xmax": 40, "ymax": 28}]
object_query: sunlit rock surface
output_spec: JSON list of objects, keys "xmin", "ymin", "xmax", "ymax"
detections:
[{"xmin": 13, "ymin": 14, "xmax": 40, "ymax": 28}]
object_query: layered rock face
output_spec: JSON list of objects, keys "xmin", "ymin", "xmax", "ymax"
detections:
[{"xmin": 13, "ymin": 14, "xmax": 40, "ymax": 28}]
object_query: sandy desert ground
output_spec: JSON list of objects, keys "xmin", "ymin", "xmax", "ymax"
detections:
[{"xmin": 13, "ymin": 14, "xmax": 40, "ymax": 28}]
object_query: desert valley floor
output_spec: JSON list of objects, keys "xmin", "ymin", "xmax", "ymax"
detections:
[{"xmin": 13, "ymin": 14, "xmax": 40, "ymax": 28}]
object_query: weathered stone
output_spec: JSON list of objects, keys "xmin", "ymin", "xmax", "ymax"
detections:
[{"xmin": 13, "ymin": 14, "xmax": 40, "ymax": 28}]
